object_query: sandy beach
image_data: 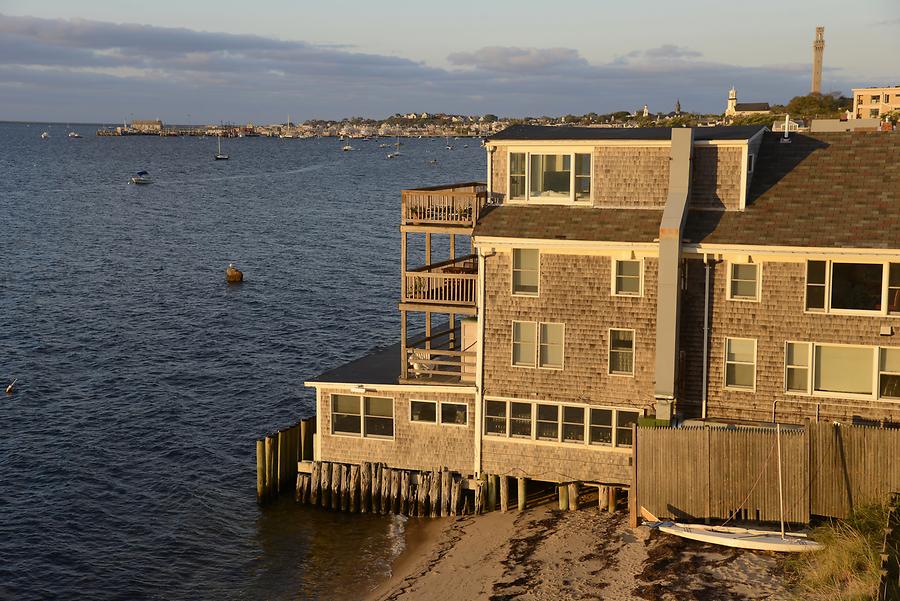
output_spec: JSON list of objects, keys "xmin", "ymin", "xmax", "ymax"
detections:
[{"xmin": 366, "ymin": 489, "xmax": 790, "ymax": 601}]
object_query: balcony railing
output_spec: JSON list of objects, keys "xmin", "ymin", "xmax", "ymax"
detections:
[
  {"xmin": 403, "ymin": 327, "xmax": 476, "ymax": 384},
  {"xmin": 404, "ymin": 255, "xmax": 477, "ymax": 306},
  {"xmin": 401, "ymin": 182, "xmax": 492, "ymax": 227}
]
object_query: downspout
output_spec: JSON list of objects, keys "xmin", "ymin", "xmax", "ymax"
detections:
[
  {"xmin": 486, "ymin": 146, "xmax": 494, "ymax": 196},
  {"xmin": 701, "ymin": 253, "xmax": 711, "ymax": 419}
]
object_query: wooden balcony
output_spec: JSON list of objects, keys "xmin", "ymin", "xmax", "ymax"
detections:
[
  {"xmin": 401, "ymin": 182, "xmax": 492, "ymax": 228},
  {"xmin": 403, "ymin": 255, "xmax": 477, "ymax": 308},
  {"xmin": 401, "ymin": 327, "xmax": 476, "ymax": 385}
]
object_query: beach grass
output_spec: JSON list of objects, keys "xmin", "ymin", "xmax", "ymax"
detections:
[{"xmin": 785, "ymin": 502, "xmax": 887, "ymax": 600}]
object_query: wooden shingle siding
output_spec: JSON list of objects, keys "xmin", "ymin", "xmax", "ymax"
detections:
[
  {"xmin": 490, "ymin": 145, "xmax": 507, "ymax": 196},
  {"xmin": 689, "ymin": 146, "xmax": 743, "ymax": 210},
  {"xmin": 481, "ymin": 438, "xmax": 632, "ymax": 484},
  {"xmin": 317, "ymin": 387, "xmax": 476, "ymax": 474},
  {"xmin": 593, "ymin": 146, "xmax": 670, "ymax": 208},
  {"xmin": 482, "ymin": 252, "xmax": 657, "ymax": 409},
  {"xmin": 679, "ymin": 259, "xmax": 900, "ymax": 423}
]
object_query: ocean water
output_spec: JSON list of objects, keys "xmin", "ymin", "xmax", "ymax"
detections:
[{"xmin": 0, "ymin": 123, "xmax": 484, "ymax": 600}]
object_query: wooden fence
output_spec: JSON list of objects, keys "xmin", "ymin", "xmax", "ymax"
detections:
[
  {"xmin": 256, "ymin": 417, "xmax": 316, "ymax": 504},
  {"xmin": 636, "ymin": 422, "xmax": 900, "ymax": 523}
]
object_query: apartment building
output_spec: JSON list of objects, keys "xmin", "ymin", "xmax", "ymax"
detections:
[
  {"xmin": 853, "ymin": 86, "xmax": 900, "ymax": 118},
  {"xmin": 305, "ymin": 125, "xmax": 900, "ymax": 488}
]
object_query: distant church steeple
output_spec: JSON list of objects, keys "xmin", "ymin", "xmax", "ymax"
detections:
[
  {"xmin": 675, "ymin": 99, "xmax": 682, "ymax": 115},
  {"xmin": 726, "ymin": 86, "xmax": 738, "ymax": 115}
]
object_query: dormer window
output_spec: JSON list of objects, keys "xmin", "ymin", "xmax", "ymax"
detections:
[{"xmin": 508, "ymin": 150, "xmax": 592, "ymax": 204}]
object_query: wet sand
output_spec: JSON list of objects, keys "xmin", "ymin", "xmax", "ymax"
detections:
[{"xmin": 366, "ymin": 491, "xmax": 790, "ymax": 601}]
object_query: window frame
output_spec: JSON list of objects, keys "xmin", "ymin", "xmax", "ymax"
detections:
[
  {"xmin": 612, "ymin": 258, "xmax": 644, "ymax": 297},
  {"xmin": 726, "ymin": 261, "xmax": 761, "ymax": 302},
  {"xmin": 608, "ymin": 328, "xmax": 636, "ymax": 377},
  {"xmin": 784, "ymin": 341, "xmax": 812, "ymax": 395},
  {"xmin": 538, "ymin": 322, "xmax": 565, "ymax": 370},
  {"xmin": 723, "ymin": 337, "xmax": 757, "ymax": 392},
  {"xmin": 511, "ymin": 320, "xmax": 537, "ymax": 368},
  {"xmin": 331, "ymin": 393, "xmax": 395, "ymax": 440},
  {"xmin": 804, "ymin": 260, "xmax": 900, "ymax": 317},
  {"xmin": 506, "ymin": 148, "xmax": 593, "ymax": 205},
  {"xmin": 331, "ymin": 393, "xmax": 363, "ymax": 437},
  {"xmin": 409, "ymin": 399, "xmax": 438, "ymax": 424},
  {"xmin": 780, "ymin": 341, "xmax": 900, "ymax": 402},
  {"xmin": 511, "ymin": 248, "xmax": 540, "ymax": 297},
  {"xmin": 439, "ymin": 401, "xmax": 469, "ymax": 427}
]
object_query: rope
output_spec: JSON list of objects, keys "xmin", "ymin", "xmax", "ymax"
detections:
[{"xmin": 719, "ymin": 435, "xmax": 779, "ymax": 528}]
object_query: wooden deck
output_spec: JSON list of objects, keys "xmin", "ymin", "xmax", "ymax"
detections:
[{"xmin": 401, "ymin": 182, "xmax": 494, "ymax": 227}]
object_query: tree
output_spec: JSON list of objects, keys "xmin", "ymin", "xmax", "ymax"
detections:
[
  {"xmin": 481, "ymin": 114, "xmax": 498, "ymax": 123},
  {"xmin": 784, "ymin": 93, "xmax": 850, "ymax": 119}
]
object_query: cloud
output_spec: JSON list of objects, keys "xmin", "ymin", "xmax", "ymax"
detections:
[
  {"xmin": 0, "ymin": 13, "xmax": 877, "ymax": 122},
  {"xmin": 873, "ymin": 17, "xmax": 900, "ymax": 26}
]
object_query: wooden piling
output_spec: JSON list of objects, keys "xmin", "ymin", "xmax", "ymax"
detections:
[
  {"xmin": 300, "ymin": 420, "xmax": 309, "ymax": 461},
  {"xmin": 320, "ymin": 461, "xmax": 331, "ymax": 508},
  {"xmin": 381, "ymin": 468, "xmax": 392, "ymax": 514},
  {"xmin": 265, "ymin": 436, "xmax": 275, "ymax": 500},
  {"xmin": 558, "ymin": 484, "xmax": 568, "ymax": 511},
  {"xmin": 296, "ymin": 474, "xmax": 309, "ymax": 503},
  {"xmin": 517, "ymin": 477, "xmax": 526, "ymax": 511},
  {"xmin": 450, "ymin": 477, "xmax": 460, "ymax": 516},
  {"xmin": 400, "ymin": 471, "xmax": 410, "ymax": 515},
  {"xmin": 628, "ymin": 487, "xmax": 638, "ymax": 528},
  {"xmin": 390, "ymin": 468, "xmax": 401, "ymax": 514},
  {"xmin": 598, "ymin": 485, "xmax": 609, "ymax": 511},
  {"xmin": 277, "ymin": 430, "xmax": 285, "ymax": 493},
  {"xmin": 474, "ymin": 480, "xmax": 484, "ymax": 515},
  {"xmin": 429, "ymin": 469, "xmax": 441, "ymax": 518},
  {"xmin": 350, "ymin": 465, "xmax": 360, "ymax": 513},
  {"xmin": 340, "ymin": 464, "xmax": 350, "ymax": 512},
  {"xmin": 500, "ymin": 476, "xmax": 510, "ymax": 513},
  {"xmin": 310, "ymin": 461, "xmax": 321, "ymax": 506},
  {"xmin": 361, "ymin": 462, "xmax": 372, "ymax": 513},
  {"xmin": 373, "ymin": 464, "xmax": 383, "ymax": 513},
  {"xmin": 441, "ymin": 469, "xmax": 451, "ymax": 517},
  {"xmin": 256, "ymin": 439, "xmax": 265, "ymax": 503},
  {"xmin": 416, "ymin": 471, "xmax": 428, "ymax": 516},
  {"xmin": 568, "ymin": 483, "xmax": 579, "ymax": 511},
  {"xmin": 331, "ymin": 463, "xmax": 341, "ymax": 511},
  {"xmin": 608, "ymin": 487, "xmax": 616, "ymax": 513}
]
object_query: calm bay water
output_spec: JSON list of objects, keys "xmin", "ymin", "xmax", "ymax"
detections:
[{"xmin": 0, "ymin": 123, "xmax": 484, "ymax": 600}]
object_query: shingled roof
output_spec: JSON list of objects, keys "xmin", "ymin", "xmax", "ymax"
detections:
[
  {"xmin": 474, "ymin": 205, "xmax": 663, "ymax": 243},
  {"xmin": 685, "ymin": 132, "xmax": 900, "ymax": 249},
  {"xmin": 487, "ymin": 124, "xmax": 766, "ymax": 142}
]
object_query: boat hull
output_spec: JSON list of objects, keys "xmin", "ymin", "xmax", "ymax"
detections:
[{"xmin": 655, "ymin": 522, "xmax": 822, "ymax": 552}]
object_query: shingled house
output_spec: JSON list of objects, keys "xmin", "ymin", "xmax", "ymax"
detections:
[{"xmin": 305, "ymin": 125, "xmax": 900, "ymax": 491}]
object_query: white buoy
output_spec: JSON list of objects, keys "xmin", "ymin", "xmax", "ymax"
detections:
[{"xmin": 6, "ymin": 378, "xmax": 17, "ymax": 394}]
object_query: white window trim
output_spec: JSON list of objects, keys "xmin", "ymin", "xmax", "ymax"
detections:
[
  {"xmin": 482, "ymin": 397, "xmax": 641, "ymax": 451},
  {"xmin": 608, "ymin": 328, "xmax": 636, "ymax": 377},
  {"xmin": 409, "ymin": 399, "xmax": 438, "ymax": 425},
  {"xmin": 331, "ymin": 394, "xmax": 395, "ymax": 440},
  {"xmin": 804, "ymin": 259, "xmax": 900, "ymax": 318},
  {"xmin": 538, "ymin": 322, "xmax": 565, "ymax": 370},
  {"xmin": 784, "ymin": 341, "xmax": 812, "ymax": 395},
  {"xmin": 724, "ymin": 337, "xmax": 757, "ymax": 392},
  {"xmin": 781, "ymin": 341, "xmax": 900, "ymax": 401},
  {"xmin": 611, "ymin": 258, "xmax": 644, "ymax": 297},
  {"xmin": 726, "ymin": 261, "xmax": 761, "ymax": 303},
  {"xmin": 511, "ymin": 248, "xmax": 540, "ymax": 297},
  {"xmin": 511, "ymin": 320, "xmax": 537, "ymax": 368},
  {"xmin": 439, "ymin": 401, "xmax": 469, "ymax": 427},
  {"xmin": 506, "ymin": 148, "xmax": 593, "ymax": 205}
]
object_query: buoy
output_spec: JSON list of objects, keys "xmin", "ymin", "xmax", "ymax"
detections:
[
  {"xmin": 225, "ymin": 263, "xmax": 243, "ymax": 284},
  {"xmin": 6, "ymin": 379, "xmax": 17, "ymax": 394}
]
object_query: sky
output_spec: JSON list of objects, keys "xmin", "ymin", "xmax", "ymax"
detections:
[{"xmin": 1, "ymin": 0, "xmax": 898, "ymax": 123}]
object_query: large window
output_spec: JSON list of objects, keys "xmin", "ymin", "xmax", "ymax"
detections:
[
  {"xmin": 512, "ymin": 321, "xmax": 565, "ymax": 369},
  {"xmin": 806, "ymin": 260, "xmax": 900, "ymax": 315},
  {"xmin": 725, "ymin": 338, "xmax": 756, "ymax": 390},
  {"xmin": 614, "ymin": 259, "xmax": 642, "ymax": 296},
  {"xmin": 507, "ymin": 150, "xmax": 591, "ymax": 203},
  {"xmin": 512, "ymin": 249, "xmax": 539, "ymax": 296},
  {"xmin": 814, "ymin": 345, "xmax": 873, "ymax": 396},
  {"xmin": 728, "ymin": 263, "xmax": 759, "ymax": 301},
  {"xmin": 784, "ymin": 342, "xmax": 900, "ymax": 400},
  {"xmin": 609, "ymin": 329, "xmax": 635, "ymax": 376},
  {"xmin": 485, "ymin": 399, "xmax": 639, "ymax": 448},
  {"xmin": 331, "ymin": 394, "xmax": 393, "ymax": 438}
]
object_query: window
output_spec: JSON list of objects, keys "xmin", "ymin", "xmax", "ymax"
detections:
[
  {"xmin": 871, "ymin": 95, "xmax": 880, "ymax": 103},
  {"xmin": 485, "ymin": 400, "xmax": 507, "ymax": 435},
  {"xmin": 805, "ymin": 260, "xmax": 900, "ymax": 315},
  {"xmin": 785, "ymin": 342, "xmax": 811, "ymax": 393},
  {"xmin": 510, "ymin": 402, "xmax": 532, "ymax": 438},
  {"xmin": 831, "ymin": 263, "xmax": 882, "ymax": 311},
  {"xmin": 748, "ymin": 153, "xmax": 756, "ymax": 174},
  {"xmin": 535, "ymin": 404, "xmax": 559, "ymax": 441},
  {"xmin": 885, "ymin": 94, "xmax": 891, "ymax": 104},
  {"xmin": 509, "ymin": 152, "xmax": 526, "ymax": 200},
  {"xmin": 539, "ymin": 322, "xmax": 565, "ymax": 369},
  {"xmin": 507, "ymin": 150, "xmax": 591, "ymax": 203},
  {"xmin": 728, "ymin": 263, "xmax": 759, "ymax": 301},
  {"xmin": 575, "ymin": 153, "xmax": 591, "ymax": 201},
  {"xmin": 485, "ymin": 399, "xmax": 639, "ymax": 448},
  {"xmin": 440, "ymin": 402, "xmax": 468, "ymax": 426},
  {"xmin": 616, "ymin": 411, "xmax": 639, "ymax": 448},
  {"xmin": 806, "ymin": 261, "xmax": 826, "ymax": 311},
  {"xmin": 561, "ymin": 406, "xmax": 585, "ymax": 443},
  {"xmin": 512, "ymin": 321, "xmax": 536, "ymax": 367},
  {"xmin": 512, "ymin": 249, "xmax": 539, "ymax": 295},
  {"xmin": 814, "ymin": 345, "xmax": 873, "ymax": 396},
  {"xmin": 889, "ymin": 264, "xmax": 900, "ymax": 314},
  {"xmin": 332, "ymin": 394, "xmax": 362, "ymax": 435},
  {"xmin": 410, "ymin": 399, "xmax": 437, "ymax": 423},
  {"xmin": 364, "ymin": 397, "xmax": 394, "ymax": 438},
  {"xmin": 614, "ymin": 259, "xmax": 642, "ymax": 296},
  {"xmin": 725, "ymin": 338, "xmax": 756, "ymax": 390},
  {"xmin": 609, "ymin": 329, "xmax": 635, "ymax": 375},
  {"xmin": 870, "ymin": 109, "xmax": 880, "ymax": 118},
  {"xmin": 529, "ymin": 154, "xmax": 570, "ymax": 199},
  {"xmin": 880, "ymin": 348, "xmax": 900, "ymax": 399}
]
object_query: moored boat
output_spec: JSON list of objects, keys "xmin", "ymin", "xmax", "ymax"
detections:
[{"xmin": 130, "ymin": 170, "xmax": 152, "ymax": 185}]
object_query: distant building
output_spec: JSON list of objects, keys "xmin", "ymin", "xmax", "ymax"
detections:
[
  {"xmin": 852, "ymin": 86, "xmax": 900, "ymax": 119},
  {"xmin": 131, "ymin": 119, "xmax": 163, "ymax": 133},
  {"xmin": 675, "ymin": 99, "xmax": 682, "ymax": 116},
  {"xmin": 811, "ymin": 27, "xmax": 825, "ymax": 95},
  {"xmin": 725, "ymin": 87, "xmax": 770, "ymax": 117}
]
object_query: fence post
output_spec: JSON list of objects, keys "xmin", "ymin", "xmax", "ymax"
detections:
[{"xmin": 630, "ymin": 423, "xmax": 638, "ymax": 527}]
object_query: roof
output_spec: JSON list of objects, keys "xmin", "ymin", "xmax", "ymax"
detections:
[
  {"xmin": 734, "ymin": 103, "xmax": 771, "ymax": 112},
  {"xmin": 474, "ymin": 205, "xmax": 663, "ymax": 243},
  {"xmin": 685, "ymin": 131, "xmax": 900, "ymax": 249},
  {"xmin": 307, "ymin": 343, "xmax": 401, "ymax": 385},
  {"xmin": 486, "ymin": 124, "xmax": 766, "ymax": 143}
]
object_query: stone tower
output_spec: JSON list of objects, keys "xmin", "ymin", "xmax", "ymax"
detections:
[
  {"xmin": 812, "ymin": 26, "xmax": 825, "ymax": 95},
  {"xmin": 726, "ymin": 86, "xmax": 737, "ymax": 116},
  {"xmin": 675, "ymin": 99, "xmax": 681, "ymax": 115}
]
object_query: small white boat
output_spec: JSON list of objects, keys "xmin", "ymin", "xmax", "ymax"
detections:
[
  {"xmin": 130, "ymin": 170, "xmax": 152, "ymax": 185},
  {"xmin": 653, "ymin": 522, "xmax": 823, "ymax": 553},
  {"xmin": 68, "ymin": 131, "xmax": 82, "ymax": 138},
  {"xmin": 387, "ymin": 152, "xmax": 399, "ymax": 159},
  {"xmin": 342, "ymin": 144, "xmax": 354, "ymax": 152},
  {"xmin": 41, "ymin": 132, "xmax": 49, "ymax": 140},
  {"xmin": 214, "ymin": 134, "xmax": 229, "ymax": 160}
]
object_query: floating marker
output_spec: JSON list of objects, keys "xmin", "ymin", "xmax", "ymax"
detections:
[{"xmin": 6, "ymin": 378, "xmax": 17, "ymax": 394}]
